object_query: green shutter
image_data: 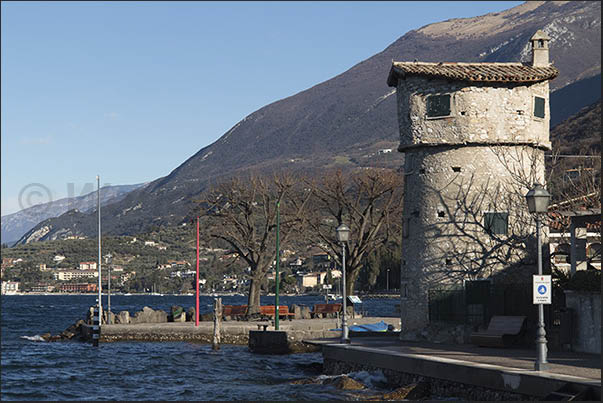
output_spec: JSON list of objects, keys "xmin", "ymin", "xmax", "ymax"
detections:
[
  {"xmin": 427, "ymin": 94, "xmax": 451, "ymax": 117},
  {"xmin": 534, "ymin": 97, "xmax": 545, "ymax": 118},
  {"xmin": 484, "ymin": 212, "xmax": 508, "ymax": 235}
]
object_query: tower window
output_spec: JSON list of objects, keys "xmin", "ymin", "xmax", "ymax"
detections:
[
  {"xmin": 534, "ymin": 96, "xmax": 545, "ymax": 118},
  {"xmin": 426, "ymin": 94, "xmax": 451, "ymax": 118},
  {"xmin": 484, "ymin": 212, "xmax": 508, "ymax": 235}
]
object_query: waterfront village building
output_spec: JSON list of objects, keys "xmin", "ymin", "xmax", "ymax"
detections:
[
  {"xmin": 58, "ymin": 283, "xmax": 97, "ymax": 293},
  {"xmin": 1, "ymin": 281, "xmax": 20, "ymax": 295},
  {"xmin": 79, "ymin": 261, "xmax": 97, "ymax": 270},
  {"xmin": 387, "ymin": 31, "xmax": 559, "ymax": 331},
  {"xmin": 54, "ymin": 269, "xmax": 98, "ymax": 281},
  {"xmin": 296, "ymin": 270, "xmax": 342, "ymax": 289}
]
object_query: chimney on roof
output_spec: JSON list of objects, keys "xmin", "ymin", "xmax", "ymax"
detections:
[{"xmin": 530, "ymin": 30, "xmax": 550, "ymax": 67}]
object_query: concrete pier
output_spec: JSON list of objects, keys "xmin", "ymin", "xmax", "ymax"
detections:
[{"xmin": 85, "ymin": 317, "xmax": 400, "ymax": 352}]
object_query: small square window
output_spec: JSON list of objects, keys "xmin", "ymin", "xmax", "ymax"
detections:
[
  {"xmin": 534, "ymin": 97, "xmax": 545, "ymax": 118},
  {"xmin": 427, "ymin": 94, "xmax": 451, "ymax": 118},
  {"xmin": 484, "ymin": 212, "xmax": 508, "ymax": 235},
  {"xmin": 452, "ymin": 167, "xmax": 461, "ymax": 173}
]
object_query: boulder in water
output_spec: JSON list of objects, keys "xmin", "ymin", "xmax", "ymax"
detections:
[
  {"xmin": 116, "ymin": 311, "xmax": 130, "ymax": 324},
  {"xmin": 323, "ymin": 375, "xmax": 365, "ymax": 390}
]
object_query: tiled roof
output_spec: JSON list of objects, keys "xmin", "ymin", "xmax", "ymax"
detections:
[{"xmin": 387, "ymin": 62, "xmax": 559, "ymax": 86}]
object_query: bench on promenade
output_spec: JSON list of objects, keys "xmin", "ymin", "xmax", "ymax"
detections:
[
  {"xmin": 222, "ymin": 305, "xmax": 248, "ymax": 319},
  {"xmin": 311, "ymin": 303, "xmax": 342, "ymax": 318},
  {"xmin": 259, "ymin": 305, "xmax": 295, "ymax": 320},
  {"xmin": 470, "ymin": 315, "xmax": 527, "ymax": 347}
]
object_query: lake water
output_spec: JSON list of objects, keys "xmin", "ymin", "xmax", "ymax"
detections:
[{"xmin": 1, "ymin": 294, "xmax": 400, "ymax": 400}]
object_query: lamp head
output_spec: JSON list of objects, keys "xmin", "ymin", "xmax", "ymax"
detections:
[
  {"xmin": 336, "ymin": 223, "xmax": 350, "ymax": 242},
  {"xmin": 525, "ymin": 183, "xmax": 551, "ymax": 214}
]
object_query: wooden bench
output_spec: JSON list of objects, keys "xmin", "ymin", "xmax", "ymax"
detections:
[
  {"xmin": 470, "ymin": 315, "xmax": 527, "ymax": 347},
  {"xmin": 222, "ymin": 305, "xmax": 248, "ymax": 318},
  {"xmin": 311, "ymin": 303, "xmax": 342, "ymax": 318},
  {"xmin": 259, "ymin": 305, "xmax": 295, "ymax": 320}
]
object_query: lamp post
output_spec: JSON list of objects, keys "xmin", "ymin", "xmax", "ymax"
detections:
[
  {"xmin": 525, "ymin": 183, "xmax": 551, "ymax": 371},
  {"xmin": 336, "ymin": 223, "xmax": 350, "ymax": 343}
]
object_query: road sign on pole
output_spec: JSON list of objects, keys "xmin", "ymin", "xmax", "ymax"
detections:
[{"xmin": 533, "ymin": 275, "xmax": 552, "ymax": 304}]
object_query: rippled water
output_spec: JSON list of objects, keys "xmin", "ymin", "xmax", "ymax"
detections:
[{"xmin": 1, "ymin": 294, "xmax": 398, "ymax": 400}]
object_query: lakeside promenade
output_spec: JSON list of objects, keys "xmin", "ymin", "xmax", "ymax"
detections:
[{"xmin": 310, "ymin": 336, "xmax": 601, "ymax": 400}]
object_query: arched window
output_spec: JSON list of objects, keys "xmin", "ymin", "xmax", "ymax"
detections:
[
  {"xmin": 553, "ymin": 243, "xmax": 571, "ymax": 264},
  {"xmin": 587, "ymin": 243, "xmax": 601, "ymax": 263}
]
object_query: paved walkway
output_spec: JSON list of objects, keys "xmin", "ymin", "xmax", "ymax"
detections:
[
  {"xmin": 308, "ymin": 335, "xmax": 600, "ymax": 399},
  {"xmin": 339, "ymin": 337, "xmax": 601, "ymax": 380}
]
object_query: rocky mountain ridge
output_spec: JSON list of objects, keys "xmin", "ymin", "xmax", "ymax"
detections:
[{"xmin": 2, "ymin": 183, "xmax": 144, "ymax": 245}]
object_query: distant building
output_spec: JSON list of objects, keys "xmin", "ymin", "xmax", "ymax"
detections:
[
  {"xmin": 144, "ymin": 241, "xmax": 157, "ymax": 246},
  {"xmin": 58, "ymin": 283, "xmax": 97, "ymax": 293},
  {"xmin": 2, "ymin": 258, "xmax": 15, "ymax": 267},
  {"xmin": 1, "ymin": 281, "xmax": 20, "ymax": 295},
  {"xmin": 296, "ymin": 270, "xmax": 342, "ymax": 289},
  {"xmin": 53, "ymin": 255, "xmax": 66, "ymax": 263},
  {"xmin": 54, "ymin": 269, "xmax": 98, "ymax": 281},
  {"xmin": 31, "ymin": 283, "xmax": 55, "ymax": 293},
  {"xmin": 79, "ymin": 262, "xmax": 97, "ymax": 270}
]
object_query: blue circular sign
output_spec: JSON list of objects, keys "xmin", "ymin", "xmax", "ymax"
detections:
[{"xmin": 538, "ymin": 285, "xmax": 547, "ymax": 295}]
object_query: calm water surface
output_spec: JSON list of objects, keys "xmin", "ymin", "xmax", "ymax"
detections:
[{"xmin": 1, "ymin": 294, "xmax": 398, "ymax": 400}]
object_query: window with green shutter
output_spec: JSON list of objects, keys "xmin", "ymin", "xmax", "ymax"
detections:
[
  {"xmin": 484, "ymin": 212, "xmax": 508, "ymax": 235},
  {"xmin": 426, "ymin": 94, "xmax": 451, "ymax": 118},
  {"xmin": 534, "ymin": 96, "xmax": 545, "ymax": 118}
]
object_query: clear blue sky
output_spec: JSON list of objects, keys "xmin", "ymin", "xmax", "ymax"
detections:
[{"xmin": 1, "ymin": 1, "xmax": 523, "ymax": 216}]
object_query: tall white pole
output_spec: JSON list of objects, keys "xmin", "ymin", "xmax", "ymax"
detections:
[{"xmin": 97, "ymin": 175, "xmax": 102, "ymax": 324}]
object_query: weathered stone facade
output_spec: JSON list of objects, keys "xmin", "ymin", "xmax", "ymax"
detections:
[{"xmin": 388, "ymin": 32, "xmax": 558, "ymax": 330}]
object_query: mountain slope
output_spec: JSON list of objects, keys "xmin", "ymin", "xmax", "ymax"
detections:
[
  {"xmin": 2, "ymin": 183, "xmax": 144, "ymax": 245},
  {"xmin": 17, "ymin": 1, "xmax": 601, "ymax": 244}
]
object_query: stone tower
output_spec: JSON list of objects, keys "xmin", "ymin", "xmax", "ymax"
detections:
[{"xmin": 386, "ymin": 31, "xmax": 558, "ymax": 331}]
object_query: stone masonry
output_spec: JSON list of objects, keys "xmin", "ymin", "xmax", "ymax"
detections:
[{"xmin": 387, "ymin": 31, "xmax": 558, "ymax": 331}]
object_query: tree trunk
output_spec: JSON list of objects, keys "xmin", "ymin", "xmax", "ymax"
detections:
[
  {"xmin": 247, "ymin": 277, "xmax": 262, "ymax": 314},
  {"xmin": 347, "ymin": 265, "xmax": 362, "ymax": 297}
]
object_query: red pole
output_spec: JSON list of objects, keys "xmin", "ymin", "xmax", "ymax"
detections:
[{"xmin": 196, "ymin": 216, "xmax": 200, "ymax": 327}]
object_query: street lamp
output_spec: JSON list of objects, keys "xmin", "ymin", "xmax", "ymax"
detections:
[
  {"xmin": 525, "ymin": 183, "xmax": 551, "ymax": 371},
  {"xmin": 336, "ymin": 223, "xmax": 350, "ymax": 343}
]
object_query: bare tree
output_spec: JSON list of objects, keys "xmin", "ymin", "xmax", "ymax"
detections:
[
  {"xmin": 304, "ymin": 169, "xmax": 403, "ymax": 296},
  {"xmin": 195, "ymin": 173, "xmax": 310, "ymax": 314}
]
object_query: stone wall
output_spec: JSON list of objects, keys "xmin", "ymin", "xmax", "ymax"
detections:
[
  {"xmin": 323, "ymin": 358, "xmax": 532, "ymax": 401},
  {"xmin": 564, "ymin": 291, "xmax": 601, "ymax": 354},
  {"xmin": 396, "ymin": 78, "xmax": 551, "ymax": 150}
]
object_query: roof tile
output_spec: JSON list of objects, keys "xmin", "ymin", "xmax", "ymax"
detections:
[{"xmin": 387, "ymin": 62, "xmax": 558, "ymax": 86}]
